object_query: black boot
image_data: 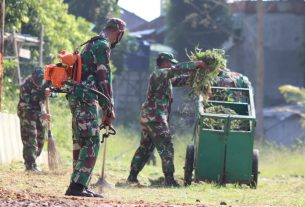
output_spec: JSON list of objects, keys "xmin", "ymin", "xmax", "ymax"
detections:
[
  {"xmin": 127, "ymin": 172, "xmax": 140, "ymax": 185},
  {"xmin": 25, "ymin": 163, "xmax": 33, "ymax": 171},
  {"xmin": 32, "ymin": 163, "xmax": 42, "ymax": 172},
  {"xmin": 84, "ymin": 187, "xmax": 103, "ymax": 198},
  {"xmin": 25, "ymin": 163, "xmax": 41, "ymax": 173},
  {"xmin": 65, "ymin": 182, "xmax": 94, "ymax": 197},
  {"xmin": 164, "ymin": 173, "xmax": 180, "ymax": 187}
]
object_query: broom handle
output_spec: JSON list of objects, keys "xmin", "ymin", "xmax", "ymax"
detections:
[
  {"xmin": 45, "ymin": 91, "xmax": 51, "ymax": 131},
  {"xmin": 100, "ymin": 126, "xmax": 109, "ymax": 179}
]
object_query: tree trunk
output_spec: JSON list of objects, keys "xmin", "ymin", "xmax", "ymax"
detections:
[
  {"xmin": 0, "ymin": 0, "xmax": 5, "ymax": 112},
  {"xmin": 255, "ymin": 0, "xmax": 265, "ymax": 141}
]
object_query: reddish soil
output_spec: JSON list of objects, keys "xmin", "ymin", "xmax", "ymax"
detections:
[{"xmin": 0, "ymin": 188, "xmax": 207, "ymax": 207}]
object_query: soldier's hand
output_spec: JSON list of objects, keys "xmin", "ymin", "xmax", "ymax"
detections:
[
  {"xmin": 45, "ymin": 88, "xmax": 51, "ymax": 97},
  {"xmin": 102, "ymin": 111, "xmax": 115, "ymax": 126},
  {"xmin": 194, "ymin": 60, "xmax": 209, "ymax": 70},
  {"xmin": 41, "ymin": 113, "xmax": 51, "ymax": 122}
]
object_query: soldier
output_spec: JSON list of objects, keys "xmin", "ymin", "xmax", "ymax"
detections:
[
  {"xmin": 17, "ymin": 68, "xmax": 51, "ymax": 172},
  {"xmin": 127, "ymin": 52, "xmax": 208, "ymax": 187},
  {"xmin": 65, "ymin": 18, "xmax": 126, "ymax": 197},
  {"xmin": 212, "ymin": 68, "xmax": 251, "ymax": 102}
]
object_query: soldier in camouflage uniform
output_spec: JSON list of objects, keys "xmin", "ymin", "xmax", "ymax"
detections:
[
  {"xmin": 211, "ymin": 68, "xmax": 251, "ymax": 102},
  {"xmin": 65, "ymin": 18, "xmax": 126, "ymax": 197},
  {"xmin": 127, "ymin": 52, "xmax": 208, "ymax": 187},
  {"xmin": 17, "ymin": 68, "xmax": 51, "ymax": 172}
]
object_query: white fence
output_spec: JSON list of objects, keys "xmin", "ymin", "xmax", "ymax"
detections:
[{"xmin": 0, "ymin": 113, "xmax": 23, "ymax": 164}]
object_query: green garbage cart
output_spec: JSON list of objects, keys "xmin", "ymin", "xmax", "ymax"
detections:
[{"xmin": 184, "ymin": 86, "xmax": 259, "ymax": 188}]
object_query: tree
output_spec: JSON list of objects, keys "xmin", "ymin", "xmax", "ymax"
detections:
[
  {"xmin": 64, "ymin": 0, "xmax": 129, "ymax": 73},
  {"xmin": 166, "ymin": 0, "xmax": 233, "ymax": 60},
  {"xmin": 64, "ymin": 0, "xmax": 119, "ymax": 33},
  {"xmin": 0, "ymin": 0, "xmax": 4, "ymax": 111},
  {"xmin": 255, "ymin": 0, "xmax": 265, "ymax": 141},
  {"xmin": 5, "ymin": 0, "xmax": 94, "ymax": 64}
]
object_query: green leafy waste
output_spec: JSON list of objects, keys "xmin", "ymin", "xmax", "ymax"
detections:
[
  {"xmin": 203, "ymin": 105, "xmax": 250, "ymax": 131},
  {"xmin": 188, "ymin": 48, "xmax": 227, "ymax": 100}
]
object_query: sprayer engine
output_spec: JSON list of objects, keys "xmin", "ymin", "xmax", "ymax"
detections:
[{"xmin": 44, "ymin": 50, "xmax": 82, "ymax": 88}]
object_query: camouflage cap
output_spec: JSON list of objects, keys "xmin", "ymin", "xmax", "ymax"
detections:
[
  {"xmin": 31, "ymin": 67, "xmax": 44, "ymax": 85},
  {"xmin": 157, "ymin": 52, "xmax": 178, "ymax": 64},
  {"xmin": 105, "ymin": 18, "xmax": 126, "ymax": 32},
  {"xmin": 32, "ymin": 67, "xmax": 44, "ymax": 78}
]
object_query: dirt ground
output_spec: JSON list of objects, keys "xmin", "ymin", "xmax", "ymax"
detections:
[{"xmin": 0, "ymin": 188, "xmax": 209, "ymax": 207}]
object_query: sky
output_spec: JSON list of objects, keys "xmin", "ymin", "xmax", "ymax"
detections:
[
  {"xmin": 117, "ymin": 0, "xmax": 245, "ymax": 22},
  {"xmin": 118, "ymin": 0, "xmax": 161, "ymax": 21}
]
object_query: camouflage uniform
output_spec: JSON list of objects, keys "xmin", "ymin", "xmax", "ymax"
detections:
[
  {"xmin": 215, "ymin": 68, "xmax": 251, "ymax": 88},
  {"xmin": 212, "ymin": 68, "xmax": 251, "ymax": 102},
  {"xmin": 66, "ymin": 34, "xmax": 114, "ymax": 187},
  {"xmin": 17, "ymin": 69, "xmax": 48, "ymax": 170},
  {"xmin": 129, "ymin": 62, "xmax": 197, "ymax": 177}
]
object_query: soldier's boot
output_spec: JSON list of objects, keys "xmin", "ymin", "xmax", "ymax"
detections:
[
  {"xmin": 127, "ymin": 170, "xmax": 140, "ymax": 185},
  {"xmin": 25, "ymin": 163, "xmax": 33, "ymax": 171},
  {"xmin": 84, "ymin": 187, "xmax": 103, "ymax": 198},
  {"xmin": 65, "ymin": 182, "xmax": 94, "ymax": 197},
  {"xmin": 32, "ymin": 163, "xmax": 42, "ymax": 172},
  {"xmin": 164, "ymin": 173, "xmax": 180, "ymax": 187},
  {"xmin": 25, "ymin": 163, "xmax": 41, "ymax": 173}
]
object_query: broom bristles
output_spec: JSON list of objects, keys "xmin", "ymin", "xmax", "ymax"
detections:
[{"xmin": 48, "ymin": 137, "xmax": 61, "ymax": 170}]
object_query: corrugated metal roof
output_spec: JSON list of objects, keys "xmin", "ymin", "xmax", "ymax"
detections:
[{"xmin": 4, "ymin": 33, "xmax": 39, "ymax": 44}]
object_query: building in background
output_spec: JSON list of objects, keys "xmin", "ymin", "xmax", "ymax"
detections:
[
  {"xmin": 264, "ymin": 105, "xmax": 305, "ymax": 145},
  {"xmin": 117, "ymin": 1, "xmax": 305, "ymax": 143},
  {"xmin": 120, "ymin": 8, "xmax": 147, "ymax": 31},
  {"xmin": 224, "ymin": 0, "xmax": 305, "ymax": 144},
  {"xmin": 227, "ymin": 1, "xmax": 305, "ymax": 106},
  {"xmin": 114, "ymin": 9, "xmax": 174, "ymax": 126}
]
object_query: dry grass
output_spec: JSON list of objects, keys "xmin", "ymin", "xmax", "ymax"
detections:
[{"xmin": 1, "ymin": 98, "xmax": 305, "ymax": 206}]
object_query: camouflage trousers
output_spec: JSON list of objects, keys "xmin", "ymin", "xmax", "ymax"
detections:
[
  {"xmin": 68, "ymin": 95, "xmax": 100, "ymax": 187},
  {"xmin": 17, "ymin": 109, "xmax": 46, "ymax": 167},
  {"xmin": 130, "ymin": 119, "xmax": 174, "ymax": 175}
]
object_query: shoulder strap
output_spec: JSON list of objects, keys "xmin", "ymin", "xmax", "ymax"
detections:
[{"xmin": 79, "ymin": 35, "xmax": 105, "ymax": 48}]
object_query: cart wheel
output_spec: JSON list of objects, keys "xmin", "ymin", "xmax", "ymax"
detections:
[
  {"xmin": 184, "ymin": 144, "xmax": 194, "ymax": 186},
  {"xmin": 250, "ymin": 149, "xmax": 259, "ymax": 189}
]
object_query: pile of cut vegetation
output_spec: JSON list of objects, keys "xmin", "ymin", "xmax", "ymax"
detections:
[
  {"xmin": 203, "ymin": 105, "xmax": 250, "ymax": 131},
  {"xmin": 188, "ymin": 48, "xmax": 226, "ymax": 102}
]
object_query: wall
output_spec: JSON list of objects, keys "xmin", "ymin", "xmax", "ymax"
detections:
[
  {"xmin": 264, "ymin": 115, "xmax": 305, "ymax": 145},
  {"xmin": 228, "ymin": 2, "xmax": 305, "ymax": 106}
]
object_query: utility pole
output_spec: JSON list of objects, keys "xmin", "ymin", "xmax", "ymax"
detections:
[
  {"xmin": 39, "ymin": 24, "xmax": 44, "ymax": 67},
  {"xmin": 255, "ymin": 0, "xmax": 265, "ymax": 141},
  {"xmin": 0, "ymin": 0, "xmax": 5, "ymax": 112},
  {"xmin": 12, "ymin": 31, "xmax": 21, "ymax": 85}
]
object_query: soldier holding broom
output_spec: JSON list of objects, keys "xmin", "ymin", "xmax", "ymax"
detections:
[{"xmin": 17, "ymin": 68, "xmax": 51, "ymax": 172}]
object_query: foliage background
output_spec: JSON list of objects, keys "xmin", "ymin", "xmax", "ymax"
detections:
[{"xmin": 166, "ymin": 0, "xmax": 232, "ymax": 60}]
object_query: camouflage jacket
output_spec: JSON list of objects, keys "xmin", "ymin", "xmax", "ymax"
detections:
[
  {"xmin": 17, "ymin": 76, "xmax": 48, "ymax": 113},
  {"xmin": 214, "ymin": 68, "xmax": 251, "ymax": 88},
  {"xmin": 70, "ymin": 35, "xmax": 113, "ymax": 116},
  {"xmin": 141, "ymin": 62, "xmax": 197, "ymax": 123},
  {"xmin": 211, "ymin": 68, "xmax": 251, "ymax": 102}
]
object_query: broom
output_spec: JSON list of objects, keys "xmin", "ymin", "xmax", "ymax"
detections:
[{"xmin": 45, "ymin": 89, "xmax": 61, "ymax": 170}]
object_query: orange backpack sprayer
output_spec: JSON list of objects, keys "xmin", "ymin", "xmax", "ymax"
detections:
[
  {"xmin": 44, "ymin": 51, "xmax": 82, "ymax": 88},
  {"xmin": 44, "ymin": 35, "xmax": 118, "ymax": 188},
  {"xmin": 43, "ymin": 35, "xmax": 113, "ymax": 106}
]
